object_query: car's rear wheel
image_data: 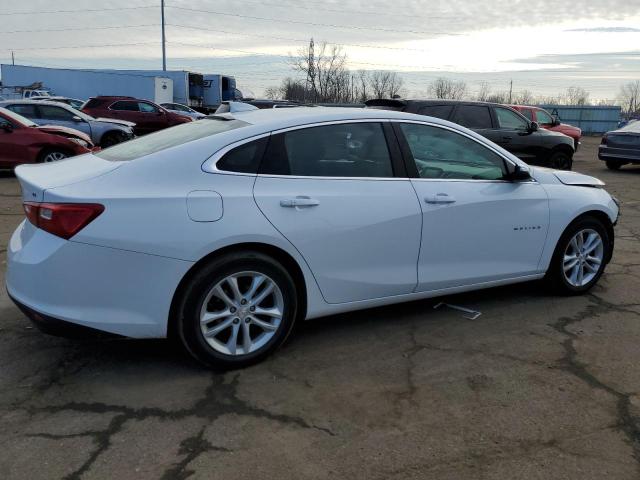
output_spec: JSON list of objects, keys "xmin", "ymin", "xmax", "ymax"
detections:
[
  {"xmin": 38, "ymin": 149, "xmax": 69, "ymax": 163},
  {"xmin": 176, "ymin": 251, "xmax": 298, "ymax": 369},
  {"xmin": 549, "ymin": 151, "xmax": 573, "ymax": 170},
  {"xmin": 545, "ymin": 216, "xmax": 611, "ymax": 295},
  {"xmin": 606, "ymin": 160, "xmax": 624, "ymax": 170}
]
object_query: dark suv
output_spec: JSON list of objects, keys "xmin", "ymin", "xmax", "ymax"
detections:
[
  {"xmin": 82, "ymin": 96, "xmax": 192, "ymax": 136},
  {"xmin": 366, "ymin": 99, "xmax": 575, "ymax": 170}
]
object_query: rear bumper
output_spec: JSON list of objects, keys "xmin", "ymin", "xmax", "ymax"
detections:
[
  {"xmin": 9, "ymin": 292, "xmax": 120, "ymax": 338},
  {"xmin": 6, "ymin": 221, "xmax": 193, "ymax": 338},
  {"xmin": 599, "ymin": 146, "xmax": 640, "ymax": 163}
]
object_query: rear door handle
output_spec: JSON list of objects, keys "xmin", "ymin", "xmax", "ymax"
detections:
[
  {"xmin": 425, "ymin": 193, "xmax": 456, "ymax": 204},
  {"xmin": 502, "ymin": 136, "xmax": 513, "ymax": 141},
  {"xmin": 280, "ymin": 196, "xmax": 320, "ymax": 208}
]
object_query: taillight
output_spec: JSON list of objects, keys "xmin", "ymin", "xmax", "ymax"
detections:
[
  {"xmin": 23, "ymin": 202, "xmax": 104, "ymax": 239},
  {"xmin": 601, "ymin": 134, "xmax": 608, "ymax": 145}
]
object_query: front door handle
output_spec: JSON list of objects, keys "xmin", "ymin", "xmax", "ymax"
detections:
[
  {"xmin": 502, "ymin": 136, "xmax": 513, "ymax": 141},
  {"xmin": 280, "ymin": 196, "xmax": 320, "ymax": 208},
  {"xmin": 425, "ymin": 193, "xmax": 456, "ymax": 204}
]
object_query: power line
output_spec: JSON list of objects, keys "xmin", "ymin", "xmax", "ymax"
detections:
[
  {"xmin": 0, "ymin": 5, "xmax": 157, "ymax": 16},
  {"xmin": 4, "ymin": 42, "xmax": 160, "ymax": 52},
  {"xmin": 165, "ymin": 5, "xmax": 459, "ymax": 36},
  {"xmin": 167, "ymin": 23, "xmax": 431, "ymax": 53},
  {"xmin": 0, "ymin": 24, "xmax": 159, "ymax": 35},
  {"xmin": 215, "ymin": 0, "xmax": 458, "ymax": 21}
]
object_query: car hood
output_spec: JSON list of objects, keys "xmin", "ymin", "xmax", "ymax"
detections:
[
  {"xmin": 36, "ymin": 125, "xmax": 93, "ymax": 144},
  {"xmin": 553, "ymin": 170, "xmax": 605, "ymax": 187},
  {"xmin": 94, "ymin": 117, "xmax": 136, "ymax": 128}
]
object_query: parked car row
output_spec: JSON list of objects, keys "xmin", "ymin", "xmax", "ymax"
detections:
[
  {"xmin": 0, "ymin": 107, "xmax": 96, "ymax": 167},
  {"xmin": 365, "ymin": 99, "xmax": 577, "ymax": 170},
  {"xmin": 0, "ymin": 94, "xmax": 198, "ymax": 167}
]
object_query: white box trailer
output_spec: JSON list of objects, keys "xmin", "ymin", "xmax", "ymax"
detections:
[{"xmin": 0, "ymin": 65, "xmax": 173, "ymax": 104}]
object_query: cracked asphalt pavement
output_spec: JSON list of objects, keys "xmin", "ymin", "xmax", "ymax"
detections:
[{"xmin": 1, "ymin": 137, "xmax": 640, "ymax": 479}]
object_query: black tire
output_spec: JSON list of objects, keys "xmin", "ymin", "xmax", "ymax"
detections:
[
  {"xmin": 545, "ymin": 216, "xmax": 611, "ymax": 295},
  {"xmin": 100, "ymin": 131, "xmax": 127, "ymax": 148},
  {"xmin": 548, "ymin": 151, "xmax": 573, "ymax": 170},
  {"xmin": 606, "ymin": 160, "xmax": 623, "ymax": 170},
  {"xmin": 37, "ymin": 149, "xmax": 69, "ymax": 163},
  {"xmin": 176, "ymin": 251, "xmax": 298, "ymax": 369}
]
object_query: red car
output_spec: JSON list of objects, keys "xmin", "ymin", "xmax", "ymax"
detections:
[
  {"xmin": 0, "ymin": 107, "xmax": 95, "ymax": 167},
  {"xmin": 81, "ymin": 96, "xmax": 192, "ymax": 135},
  {"xmin": 510, "ymin": 105, "xmax": 582, "ymax": 151}
]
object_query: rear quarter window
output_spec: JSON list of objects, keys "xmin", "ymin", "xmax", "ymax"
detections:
[{"xmin": 96, "ymin": 118, "xmax": 249, "ymax": 161}]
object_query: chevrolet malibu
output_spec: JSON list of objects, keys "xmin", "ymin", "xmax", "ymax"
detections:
[{"xmin": 6, "ymin": 105, "xmax": 619, "ymax": 368}]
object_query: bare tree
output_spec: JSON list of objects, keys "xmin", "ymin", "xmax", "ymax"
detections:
[
  {"xmin": 562, "ymin": 86, "xmax": 590, "ymax": 105},
  {"xmin": 428, "ymin": 77, "xmax": 467, "ymax": 100},
  {"xmin": 264, "ymin": 86, "xmax": 281, "ymax": 100},
  {"xmin": 290, "ymin": 38, "xmax": 350, "ymax": 103},
  {"xmin": 476, "ymin": 82, "xmax": 491, "ymax": 102},
  {"xmin": 618, "ymin": 80, "xmax": 640, "ymax": 115},
  {"xmin": 486, "ymin": 91, "xmax": 510, "ymax": 104},
  {"xmin": 368, "ymin": 71, "xmax": 404, "ymax": 99},
  {"xmin": 513, "ymin": 89, "xmax": 534, "ymax": 105}
]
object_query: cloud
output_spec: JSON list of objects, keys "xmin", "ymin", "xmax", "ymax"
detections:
[{"xmin": 566, "ymin": 27, "xmax": 640, "ymax": 32}]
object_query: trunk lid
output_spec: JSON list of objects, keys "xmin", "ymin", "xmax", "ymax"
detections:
[{"xmin": 15, "ymin": 154, "xmax": 122, "ymax": 202}]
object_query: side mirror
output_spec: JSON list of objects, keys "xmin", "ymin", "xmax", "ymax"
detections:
[
  {"xmin": 1, "ymin": 123, "xmax": 13, "ymax": 133},
  {"xmin": 509, "ymin": 165, "xmax": 531, "ymax": 181},
  {"xmin": 72, "ymin": 116, "xmax": 83, "ymax": 122},
  {"xmin": 552, "ymin": 116, "xmax": 561, "ymax": 126},
  {"xmin": 528, "ymin": 121, "xmax": 539, "ymax": 133}
]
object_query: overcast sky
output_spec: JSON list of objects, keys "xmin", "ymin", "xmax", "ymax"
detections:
[{"xmin": 1, "ymin": 0, "xmax": 640, "ymax": 100}]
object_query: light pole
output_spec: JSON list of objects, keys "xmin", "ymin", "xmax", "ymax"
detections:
[{"xmin": 161, "ymin": 0, "xmax": 167, "ymax": 71}]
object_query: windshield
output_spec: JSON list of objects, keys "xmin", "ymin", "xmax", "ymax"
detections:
[
  {"xmin": 0, "ymin": 107, "xmax": 37, "ymax": 127},
  {"xmin": 96, "ymin": 117, "xmax": 250, "ymax": 161}
]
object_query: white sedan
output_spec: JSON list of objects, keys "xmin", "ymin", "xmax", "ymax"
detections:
[{"xmin": 6, "ymin": 105, "xmax": 619, "ymax": 368}]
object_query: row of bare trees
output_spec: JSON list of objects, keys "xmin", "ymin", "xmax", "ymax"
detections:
[
  {"xmin": 265, "ymin": 39, "xmax": 404, "ymax": 103},
  {"xmin": 265, "ymin": 39, "xmax": 640, "ymax": 115}
]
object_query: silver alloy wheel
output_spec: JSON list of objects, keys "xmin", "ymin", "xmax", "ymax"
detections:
[
  {"xmin": 563, "ymin": 228, "xmax": 604, "ymax": 287},
  {"xmin": 199, "ymin": 271, "xmax": 284, "ymax": 356},
  {"xmin": 43, "ymin": 151, "xmax": 67, "ymax": 162}
]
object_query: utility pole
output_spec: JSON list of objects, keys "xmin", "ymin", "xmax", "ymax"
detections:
[
  {"xmin": 508, "ymin": 79, "xmax": 513, "ymax": 104},
  {"xmin": 161, "ymin": 0, "xmax": 167, "ymax": 71}
]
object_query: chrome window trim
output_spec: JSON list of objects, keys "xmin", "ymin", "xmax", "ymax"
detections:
[{"xmin": 202, "ymin": 117, "xmax": 536, "ymax": 184}]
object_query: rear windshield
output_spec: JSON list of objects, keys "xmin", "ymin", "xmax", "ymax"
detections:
[{"xmin": 96, "ymin": 118, "xmax": 249, "ymax": 161}]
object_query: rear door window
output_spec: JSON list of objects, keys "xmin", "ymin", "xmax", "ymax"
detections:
[
  {"xmin": 4, "ymin": 104, "xmax": 38, "ymax": 118},
  {"xmin": 452, "ymin": 105, "xmax": 493, "ymax": 129},
  {"xmin": 37, "ymin": 105, "xmax": 76, "ymax": 121},
  {"xmin": 417, "ymin": 105, "xmax": 453, "ymax": 120},
  {"xmin": 111, "ymin": 101, "xmax": 140, "ymax": 112},
  {"xmin": 260, "ymin": 123, "xmax": 394, "ymax": 178}
]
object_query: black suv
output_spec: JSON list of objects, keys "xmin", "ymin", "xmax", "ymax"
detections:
[{"xmin": 365, "ymin": 99, "xmax": 575, "ymax": 170}]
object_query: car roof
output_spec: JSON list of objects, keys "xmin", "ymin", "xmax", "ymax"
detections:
[
  {"xmin": 215, "ymin": 105, "xmax": 464, "ymax": 132},
  {"xmin": 0, "ymin": 99, "xmax": 74, "ymax": 109}
]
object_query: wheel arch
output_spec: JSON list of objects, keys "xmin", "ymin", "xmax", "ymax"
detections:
[
  {"xmin": 167, "ymin": 242, "xmax": 308, "ymax": 340},
  {"xmin": 548, "ymin": 209, "xmax": 615, "ymax": 269},
  {"xmin": 549, "ymin": 143, "xmax": 574, "ymax": 158}
]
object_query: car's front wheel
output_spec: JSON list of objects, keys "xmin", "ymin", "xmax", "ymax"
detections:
[
  {"xmin": 38, "ymin": 149, "xmax": 69, "ymax": 163},
  {"xmin": 548, "ymin": 151, "xmax": 573, "ymax": 170},
  {"xmin": 176, "ymin": 251, "xmax": 298, "ymax": 369},
  {"xmin": 545, "ymin": 216, "xmax": 611, "ymax": 295}
]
